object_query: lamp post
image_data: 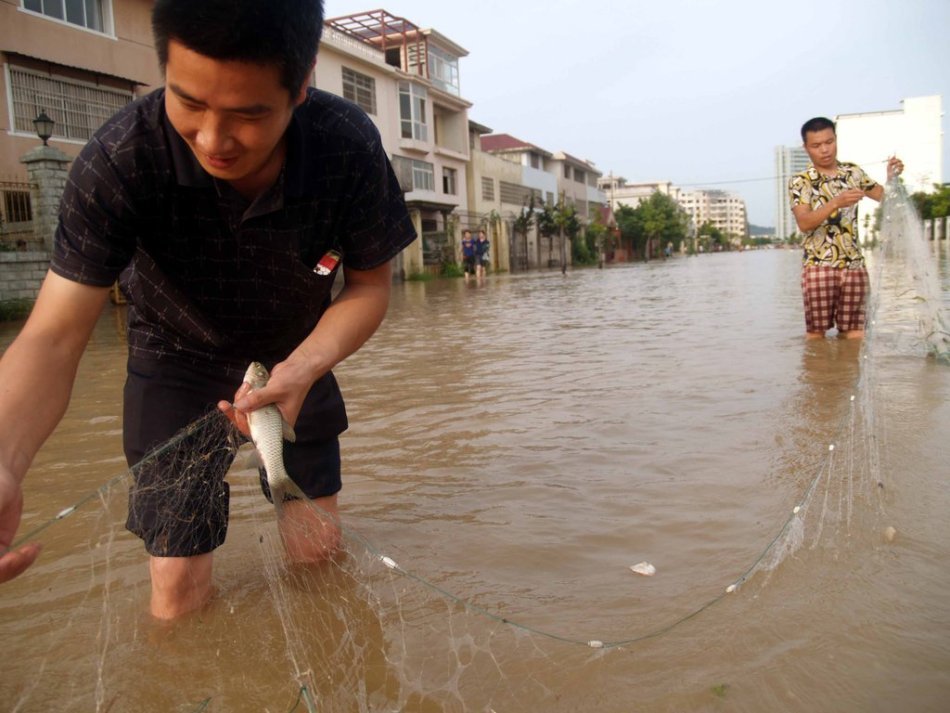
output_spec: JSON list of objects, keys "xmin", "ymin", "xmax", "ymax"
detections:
[
  {"xmin": 22, "ymin": 110, "xmax": 67, "ymax": 250},
  {"xmin": 33, "ymin": 111, "xmax": 54, "ymax": 146}
]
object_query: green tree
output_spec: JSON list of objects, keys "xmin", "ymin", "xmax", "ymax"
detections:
[
  {"xmin": 512, "ymin": 196, "xmax": 536, "ymax": 270},
  {"xmin": 559, "ymin": 202, "xmax": 580, "ymax": 273},
  {"xmin": 910, "ymin": 184, "xmax": 950, "ymax": 220},
  {"xmin": 697, "ymin": 220, "xmax": 728, "ymax": 250},
  {"xmin": 583, "ymin": 215, "xmax": 613, "ymax": 267},
  {"xmin": 536, "ymin": 200, "xmax": 559, "ymax": 266},
  {"xmin": 615, "ymin": 191, "xmax": 689, "ymax": 261},
  {"xmin": 537, "ymin": 196, "xmax": 582, "ymax": 271}
]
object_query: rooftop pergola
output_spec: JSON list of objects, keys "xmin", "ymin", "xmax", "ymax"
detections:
[{"xmin": 325, "ymin": 9, "xmax": 429, "ymax": 78}]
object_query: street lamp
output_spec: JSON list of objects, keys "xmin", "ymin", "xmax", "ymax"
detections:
[{"xmin": 33, "ymin": 111, "xmax": 54, "ymax": 146}]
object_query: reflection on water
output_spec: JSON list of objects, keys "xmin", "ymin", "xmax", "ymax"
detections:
[{"xmin": 1, "ymin": 247, "xmax": 949, "ymax": 711}]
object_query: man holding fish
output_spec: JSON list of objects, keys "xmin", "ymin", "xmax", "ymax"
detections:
[{"xmin": 0, "ymin": 0, "xmax": 415, "ymax": 618}]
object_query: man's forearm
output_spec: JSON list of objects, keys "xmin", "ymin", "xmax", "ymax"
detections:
[
  {"xmin": 0, "ymin": 275, "xmax": 107, "ymax": 483},
  {"xmin": 0, "ymin": 332, "xmax": 84, "ymax": 483},
  {"xmin": 794, "ymin": 199, "xmax": 841, "ymax": 233}
]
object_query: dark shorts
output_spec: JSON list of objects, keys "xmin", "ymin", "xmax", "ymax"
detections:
[
  {"xmin": 124, "ymin": 358, "xmax": 343, "ymax": 557},
  {"xmin": 801, "ymin": 264, "xmax": 869, "ymax": 334},
  {"xmin": 463, "ymin": 255, "xmax": 476, "ymax": 272}
]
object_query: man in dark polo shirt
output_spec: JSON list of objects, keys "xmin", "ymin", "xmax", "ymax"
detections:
[{"xmin": 0, "ymin": 0, "xmax": 416, "ymax": 618}]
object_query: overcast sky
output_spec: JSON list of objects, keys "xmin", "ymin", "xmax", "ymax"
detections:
[{"xmin": 324, "ymin": 0, "xmax": 950, "ymax": 227}]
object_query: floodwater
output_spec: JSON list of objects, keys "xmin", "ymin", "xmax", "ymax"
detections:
[{"xmin": 1, "ymin": 245, "xmax": 949, "ymax": 712}]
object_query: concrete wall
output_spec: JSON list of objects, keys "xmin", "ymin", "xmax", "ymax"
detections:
[{"xmin": 0, "ymin": 250, "xmax": 48, "ymax": 301}]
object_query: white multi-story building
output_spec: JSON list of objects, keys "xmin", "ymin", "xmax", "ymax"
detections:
[
  {"xmin": 835, "ymin": 95, "xmax": 943, "ymax": 241},
  {"xmin": 320, "ymin": 10, "xmax": 474, "ymax": 276},
  {"xmin": 774, "ymin": 145, "xmax": 810, "ymax": 240},
  {"xmin": 678, "ymin": 189, "xmax": 748, "ymax": 241},
  {"xmin": 597, "ymin": 175, "xmax": 680, "ymax": 213}
]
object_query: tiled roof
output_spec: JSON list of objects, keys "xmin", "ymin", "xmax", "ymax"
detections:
[{"xmin": 480, "ymin": 133, "xmax": 549, "ymax": 156}]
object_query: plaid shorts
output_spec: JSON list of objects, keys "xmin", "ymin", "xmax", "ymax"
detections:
[{"xmin": 801, "ymin": 264, "xmax": 869, "ymax": 334}]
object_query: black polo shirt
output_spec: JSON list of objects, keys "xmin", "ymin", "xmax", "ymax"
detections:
[{"xmin": 52, "ymin": 87, "xmax": 416, "ymax": 374}]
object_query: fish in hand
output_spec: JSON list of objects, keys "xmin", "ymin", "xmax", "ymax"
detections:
[{"xmin": 243, "ymin": 361, "xmax": 307, "ymax": 506}]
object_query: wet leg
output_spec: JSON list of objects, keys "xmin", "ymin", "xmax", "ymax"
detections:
[
  {"xmin": 279, "ymin": 494, "xmax": 342, "ymax": 564},
  {"xmin": 149, "ymin": 553, "xmax": 214, "ymax": 619}
]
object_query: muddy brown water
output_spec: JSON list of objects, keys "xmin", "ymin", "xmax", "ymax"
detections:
[{"xmin": 1, "ymin": 247, "xmax": 948, "ymax": 712}]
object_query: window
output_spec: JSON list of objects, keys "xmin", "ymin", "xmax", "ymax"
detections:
[
  {"xmin": 442, "ymin": 167, "xmax": 457, "ymax": 195},
  {"xmin": 529, "ymin": 153, "xmax": 540, "ymax": 170},
  {"xmin": 412, "ymin": 160, "xmax": 435, "ymax": 192},
  {"xmin": 399, "ymin": 82, "xmax": 428, "ymax": 141},
  {"xmin": 563, "ymin": 165, "xmax": 571, "ymax": 179},
  {"xmin": 1, "ymin": 187, "xmax": 33, "ymax": 224},
  {"xmin": 574, "ymin": 169, "xmax": 586, "ymax": 184},
  {"xmin": 428, "ymin": 45, "xmax": 460, "ymax": 96},
  {"xmin": 481, "ymin": 177, "xmax": 495, "ymax": 202},
  {"xmin": 390, "ymin": 155, "xmax": 434, "ymax": 192},
  {"xmin": 9, "ymin": 66, "xmax": 133, "ymax": 141},
  {"xmin": 500, "ymin": 180, "xmax": 534, "ymax": 206},
  {"xmin": 341, "ymin": 67, "xmax": 376, "ymax": 115},
  {"xmin": 23, "ymin": 0, "xmax": 105, "ymax": 32}
]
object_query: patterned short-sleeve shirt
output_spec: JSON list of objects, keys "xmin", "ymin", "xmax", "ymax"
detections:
[
  {"xmin": 788, "ymin": 162, "xmax": 878, "ymax": 268},
  {"xmin": 52, "ymin": 87, "xmax": 416, "ymax": 373}
]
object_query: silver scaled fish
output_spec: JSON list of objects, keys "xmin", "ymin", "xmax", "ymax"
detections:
[{"xmin": 243, "ymin": 361, "xmax": 307, "ymax": 505}]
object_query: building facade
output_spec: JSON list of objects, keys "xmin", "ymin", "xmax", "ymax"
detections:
[
  {"xmin": 0, "ymin": 0, "xmax": 160, "ymax": 240},
  {"xmin": 834, "ymin": 95, "xmax": 943, "ymax": 242},
  {"xmin": 475, "ymin": 134, "xmax": 607, "ymax": 270},
  {"xmin": 549, "ymin": 151, "xmax": 604, "ymax": 224},
  {"xmin": 320, "ymin": 11, "xmax": 473, "ymax": 277},
  {"xmin": 597, "ymin": 175, "xmax": 680, "ymax": 212},
  {"xmin": 478, "ymin": 132, "xmax": 559, "ymax": 270},
  {"xmin": 678, "ymin": 189, "xmax": 748, "ymax": 242}
]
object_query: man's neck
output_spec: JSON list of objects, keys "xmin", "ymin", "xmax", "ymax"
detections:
[
  {"xmin": 229, "ymin": 139, "xmax": 287, "ymax": 201},
  {"xmin": 814, "ymin": 161, "xmax": 840, "ymax": 177}
]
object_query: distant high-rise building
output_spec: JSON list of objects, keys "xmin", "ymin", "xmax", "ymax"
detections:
[
  {"xmin": 678, "ymin": 189, "xmax": 748, "ymax": 241},
  {"xmin": 774, "ymin": 145, "xmax": 810, "ymax": 240}
]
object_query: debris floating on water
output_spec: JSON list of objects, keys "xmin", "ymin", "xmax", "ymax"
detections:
[
  {"xmin": 883, "ymin": 526, "xmax": 897, "ymax": 543},
  {"xmin": 629, "ymin": 561, "xmax": 656, "ymax": 577}
]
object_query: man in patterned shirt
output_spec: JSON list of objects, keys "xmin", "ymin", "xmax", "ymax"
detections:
[
  {"xmin": 0, "ymin": 0, "xmax": 416, "ymax": 618},
  {"xmin": 789, "ymin": 116, "xmax": 903, "ymax": 339}
]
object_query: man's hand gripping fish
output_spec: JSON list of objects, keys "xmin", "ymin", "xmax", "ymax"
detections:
[{"xmin": 243, "ymin": 362, "xmax": 307, "ymax": 505}]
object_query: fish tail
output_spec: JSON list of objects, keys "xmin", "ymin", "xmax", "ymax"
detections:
[{"xmin": 268, "ymin": 471, "xmax": 308, "ymax": 505}]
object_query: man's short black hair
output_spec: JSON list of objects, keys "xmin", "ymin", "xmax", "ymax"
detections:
[
  {"xmin": 801, "ymin": 117, "xmax": 836, "ymax": 142},
  {"xmin": 152, "ymin": 0, "xmax": 324, "ymax": 96}
]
